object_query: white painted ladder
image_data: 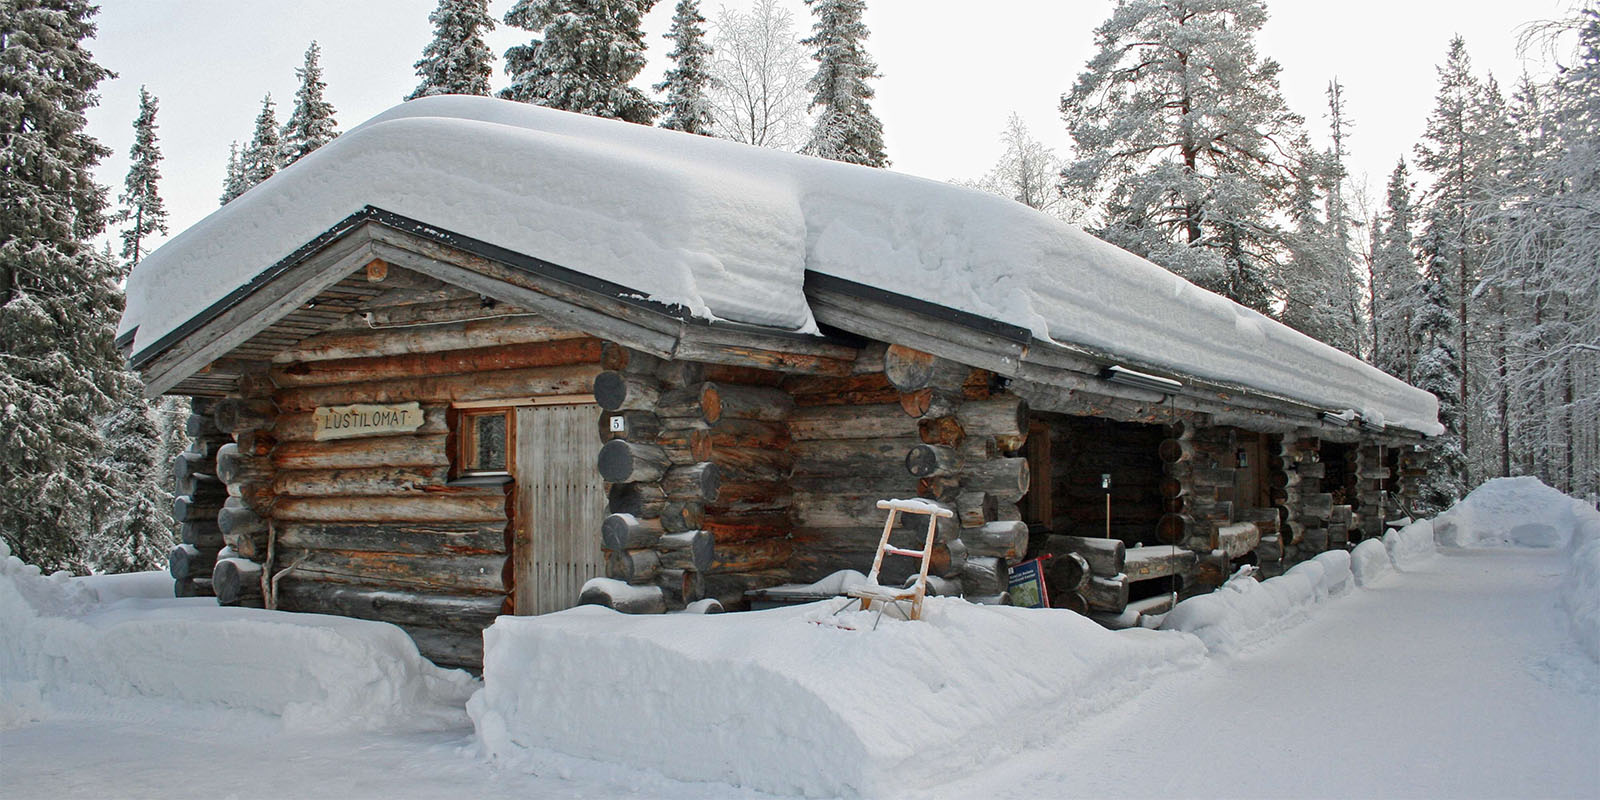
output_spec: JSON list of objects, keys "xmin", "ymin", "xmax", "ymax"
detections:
[{"xmin": 846, "ymin": 499, "xmax": 954, "ymax": 621}]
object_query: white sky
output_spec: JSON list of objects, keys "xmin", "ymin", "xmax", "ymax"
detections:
[{"xmin": 84, "ymin": 0, "xmax": 1571, "ymax": 254}]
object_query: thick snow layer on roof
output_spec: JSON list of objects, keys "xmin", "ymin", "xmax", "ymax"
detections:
[{"xmin": 121, "ymin": 95, "xmax": 1440, "ymax": 435}]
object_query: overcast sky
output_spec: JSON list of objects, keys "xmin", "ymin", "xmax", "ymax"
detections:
[{"xmin": 84, "ymin": 0, "xmax": 1571, "ymax": 254}]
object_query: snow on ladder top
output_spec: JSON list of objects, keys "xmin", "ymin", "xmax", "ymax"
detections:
[
  {"xmin": 877, "ymin": 498, "xmax": 954, "ymax": 517},
  {"xmin": 882, "ymin": 545, "xmax": 928, "ymax": 558}
]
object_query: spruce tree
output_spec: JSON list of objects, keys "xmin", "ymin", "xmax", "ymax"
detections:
[
  {"xmin": 1410, "ymin": 231, "xmax": 1467, "ymax": 512},
  {"xmin": 800, "ymin": 0, "xmax": 886, "ymax": 167},
  {"xmin": 1059, "ymin": 0, "xmax": 1304, "ymax": 314},
  {"xmin": 500, "ymin": 0, "xmax": 659, "ymax": 124},
  {"xmin": 409, "ymin": 0, "xmax": 497, "ymax": 100},
  {"xmin": 113, "ymin": 86, "xmax": 169, "ymax": 266},
  {"xmin": 655, "ymin": 0, "xmax": 715, "ymax": 135},
  {"xmin": 0, "ymin": 0, "xmax": 129, "ymax": 571},
  {"xmin": 240, "ymin": 94, "xmax": 284, "ymax": 190},
  {"xmin": 1372, "ymin": 159, "xmax": 1419, "ymax": 382},
  {"xmin": 282, "ymin": 41, "xmax": 339, "ymax": 164},
  {"xmin": 219, "ymin": 141, "xmax": 246, "ymax": 205}
]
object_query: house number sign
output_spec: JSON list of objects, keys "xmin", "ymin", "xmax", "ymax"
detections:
[{"xmin": 312, "ymin": 402, "xmax": 424, "ymax": 441}]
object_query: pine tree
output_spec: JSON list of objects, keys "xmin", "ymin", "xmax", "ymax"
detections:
[
  {"xmin": 800, "ymin": 0, "xmax": 886, "ymax": 167},
  {"xmin": 113, "ymin": 86, "xmax": 168, "ymax": 266},
  {"xmin": 240, "ymin": 94, "xmax": 284, "ymax": 190},
  {"xmin": 0, "ymin": 0, "xmax": 128, "ymax": 572},
  {"xmin": 1280, "ymin": 148, "xmax": 1349, "ymax": 349},
  {"xmin": 500, "ymin": 0, "xmax": 659, "ymax": 124},
  {"xmin": 655, "ymin": 0, "xmax": 715, "ymax": 135},
  {"xmin": 1371, "ymin": 159, "xmax": 1419, "ymax": 382},
  {"xmin": 219, "ymin": 141, "xmax": 246, "ymax": 205},
  {"xmin": 282, "ymin": 41, "xmax": 339, "ymax": 164},
  {"xmin": 409, "ymin": 0, "xmax": 497, "ymax": 100},
  {"xmin": 1059, "ymin": 0, "xmax": 1305, "ymax": 314}
]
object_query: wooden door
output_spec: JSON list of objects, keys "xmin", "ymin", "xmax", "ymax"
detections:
[{"xmin": 512, "ymin": 403, "xmax": 606, "ymax": 615}]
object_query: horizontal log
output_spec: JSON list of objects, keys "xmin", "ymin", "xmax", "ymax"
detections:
[
  {"xmin": 168, "ymin": 544, "xmax": 216, "ymax": 580},
  {"xmin": 791, "ymin": 436, "xmax": 924, "ymax": 479},
  {"xmin": 898, "ymin": 387, "xmax": 963, "ymax": 419},
  {"xmin": 599, "ymin": 410, "xmax": 662, "ymax": 442},
  {"xmin": 172, "ymin": 495, "xmax": 223, "ymax": 524},
  {"xmin": 961, "ymin": 457, "xmax": 1030, "ymax": 502},
  {"xmin": 602, "ymin": 513, "xmax": 663, "ymax": 551},
  {"xmin": 608, "ymin": 483, "xmax": 665, "ymax": 518},
  {"xmin": 274, "ymin": 363, "xmax": 602, "ymax": 411},
  {"xmin": 273, "ymin": 338, "xmax": 603, "ymax": 388},
  {"xmin": 214, "ymin": 397, "xmax": 276, "ymax": 434},
  {"xmin": 955, "ymin": 396, "xmax": 1027, "ymax": 443},
  {"xmin": 883, "ymin": 344, "xmax": 971, "ymax": 392},
  {"xmin": 956, "ymin": 491, "xmax": 995, "ymax": 528},
  {"xmin": 278, "ymin": 313, "xmax": 587, "ymax": 364},
  {"xmin": 212, "ymin": 558, "xmax": 264, "ymax": 606},
  {"xmin": 1295, "ymin": 461, "xmax": 1327, "ymax": 479},
  {"xmin": 1043, "ymin": 534, "xmax": 1125, "ymax": 575},
  {"xmin": 699, "ymin": 512, "xmax": 790, "ymax": 544},
  {"xmin": 274, "ymin": 522, "xmax": 506, "ymax": 555},
  {"xmin": 1257, "ymin": 534, "xmax": 1283, "ymax": 562},
  {"xmin": 180, "ymin": 520, "xmax": 224, "ymax": 549},
  {"xmin": 787, "ymin": 403, "xmax": 917, "ymax": 441},
  {"xmin": 186, "ymin": 411, "xmax": 223, "ymax": 439},
  {"xmin": 579, "ymin": 579, "xmax": 667, "ymax": 614},
  {"xmin": 658, "ymin": 530, "xmax": 714, "ymax": 572},
  {"xmin": 961, "ymin": 521, "xmax": 1028, "ymax": 560},
  {"xmin": 1156, "ymin": 512, "xmax": 1192, "ymax": 546},
  {"xmin": 1122, "ymin": 546, "xmax": 1197, "ymax": 581},
  {"xmin": 274, "ymin": 577, "xmax": 502, "ymax": 633},
  {"xmin": 406, "ymin": 625, "xmax": 486, "ymax": 669},
  {"xmin": 704, "ymin": 446, "xmax": 792, "ymax": 483},
  {"xmin": 272, "ymin": 494, "xmax": 506, "ymax": 524},
  {"xmin": 1299, "ymin": 493, "xmax": 1335, "ymax": 517},
  {"xmin": 1211, "ymin": 522, "xmax": 1262, "ymax": 559},
  {"xmin": 662, "ymin": 462, "xmax": 721, "ymax": 502},
  {"xmin": 785, "ymin": 372, "xmax": 901, "ymax": 407},
  {"xmin": 659, "ymin": 500, "xmax": 703, "ymax": 533},
  {"xmin": 606, "ymin": 548, "xmax": 661, "ymax": 584},
  {"xmin": 700, "ymin": 382, "xmax": 795, "ymax": 424},
  {"xmin": 592, "ymin": 370, "xmax": 660, "ymax": 411},
  {"xmin": 705, "ymin": 481, "xmax": 791, "ymax": 514},
  {"xmin": 709, "ymin": 538, "xmax": 795, "ymax": 573},
  {"xmin": 274, "ymin": 547, "xmax": 507, "ymax": 594},
  {"xmin": 271, "ymin": 466, "xmax": 451, "ymax": 497},
  {"xmin": 1046, "ymin": 551, "xmax": 1091, "ymax": 594},
  {"xmin": 172, "ymin": 451, "xmax": 216, "ymax": 485},
  {"xmin": 905, "ymin": 444, "xmax": 961, "ymax": 478},
  {"xmin": 272, "ymin": 435, "xmax": 449, "ymax": 470},
  {"xmin": 960, "ymin": 556, "xmax": 1007, "ymax": 596},
  {"xmin": 1083, "ymin": 574, "xmax": 1129, "ymax": 612},
  {"xmin": 597, "ymin": 439, "xmax": 670, "ymax": 483}
]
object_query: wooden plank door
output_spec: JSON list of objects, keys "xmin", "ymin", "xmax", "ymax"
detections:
[{"xmin": 512, "ymin": 403, "xmax": 605, "ymax": 615}]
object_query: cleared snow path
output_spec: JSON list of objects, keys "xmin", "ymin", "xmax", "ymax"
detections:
[
  {"xmin": 4, "ymin": 547, "xmax": 1594, "ymax": 799},
  {"xmin": 940, "ymin": 547, "xmax": 1600, "ymax": 800}
]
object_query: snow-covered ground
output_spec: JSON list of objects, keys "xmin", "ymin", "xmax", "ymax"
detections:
[{"xmin": 4, "ymin": 478, "xmax": 1597, "ymax": 798}]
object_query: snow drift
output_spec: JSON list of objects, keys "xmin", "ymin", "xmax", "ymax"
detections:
[
  {"xmin": 120, "ymin": 95, "xmax": 1440, "ymax": 436},
  {"xmin": 1433, "ymin": 476, "xmax": 1593, "ymax": 549},
  {"xmin": 1160, "ymin": 552, "xmax": 1354, "ymax": 655},
  {"xmin": 0, "ymin": 540, "xmax": 476, "ymax": 731},
  {"xmin": 1384, "ymin": 518, "xmax": 1439, "ymax": 570},
  {"xmin": 469, "ymin": 597, "xmax": 1203, "ymax": 797}
]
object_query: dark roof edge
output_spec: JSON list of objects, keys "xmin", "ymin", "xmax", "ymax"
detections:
[{"xmin": 803, "ymin": 270, "xmax": 1034, "ymax": 346}]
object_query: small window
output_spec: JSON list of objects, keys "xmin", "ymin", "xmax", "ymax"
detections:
[{"xmin": 457, "ymin": 409, "xmax": 511, "ymax": 475}]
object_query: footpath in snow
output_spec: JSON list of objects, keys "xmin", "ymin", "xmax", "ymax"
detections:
[{"xmin": 2, "ymin": 477, "xmax": 1597, "ymax": 798}]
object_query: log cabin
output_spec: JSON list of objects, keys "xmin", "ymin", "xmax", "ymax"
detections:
[{"xmin": 124, "ymin": 97, "xmax": 1442, "ymax": 669}]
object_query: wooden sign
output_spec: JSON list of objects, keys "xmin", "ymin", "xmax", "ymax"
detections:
[{"xmin": 312, "ymin": 402, "xmax": 424, "ymax": 441}]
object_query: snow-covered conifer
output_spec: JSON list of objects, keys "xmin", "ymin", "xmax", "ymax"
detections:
[
  {"xmin": 1410, "ymin": 232, "xmax": 1467, "ymax": 512},
  {"xmin": 800, "ymin": 0, "xmax": 886, "ymax": 167},
  {"xmin": 113, "ymin": 86, "xmax": 169, "ymax": 266},
  {"xmin": 282, "ymin": 41, "xmax": 339, "ymax": 164},
  {"xmin": 219, "ymin": 141, "xmax": 246, "ymax": 205},
  {"xmin": 1059, "ymin": 0, "xmax": 1304, "ymax": 314},
  {"xmin": 500, "ymin": 0, "xmax": 659, "ymax": 124},
  {"xmin": 240, "ymin": 94, "xmax": 284, "ymax": 189},
  {"xmin": 409, "ymin": 0, "xmax": 497, "ymax": 100},
  {"xmin": 0, "ymin": 0, "xmax": 127, "ymax": 571},
  {"xmin": 1371, "ymin": 159, "xmax": 1419, "ymax": 382},
  {"xmin": 91, "ymin": 395, "xmax": 173, "ymax": 573},
  {"xmin": 656, "ymin": 0, "xmax": 715, "ymax": 135}
]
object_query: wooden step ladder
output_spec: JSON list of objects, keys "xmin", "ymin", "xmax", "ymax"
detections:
[{"xmin": 845, "ymin": 499, "xmax": 954, "ymax": 622}]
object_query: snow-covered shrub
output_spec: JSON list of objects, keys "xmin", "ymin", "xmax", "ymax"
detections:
[
  {"xmin": 1350, "ymin": 539, "xmax": 1394, "ymax": 586},
  {"xmin": 0, "ymin": 539, "xmax": 475, "ymax": 731}
]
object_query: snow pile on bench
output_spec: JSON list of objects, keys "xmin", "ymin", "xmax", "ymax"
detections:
[
  {"xmin": 121, "ymin": 95, "xmax": 1440, "ymax": 436},
  {"xmin": 1434, "ymin": 476, "xmax": 1593, "ymax": 549},
  {"xmin": 468, "ymin": 597, "xmax": 1202, "ymax": 797},
  {"xmin": 0, "ymin": 540, "xmax": 476, "ymax": 731},
  {"xmin": 1160, "ymin": 552, "xmax": 1354, "ymax": 655}
]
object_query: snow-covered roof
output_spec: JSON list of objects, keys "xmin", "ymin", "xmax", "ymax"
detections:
[{"xmin": 120, "ymin": 95, "xmax": 1441, "ymax": 436}]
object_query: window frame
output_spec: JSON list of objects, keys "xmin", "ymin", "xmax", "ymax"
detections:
[{"xmin": 450, "ymin": 406, "xmax": 515, "ymax": 479}]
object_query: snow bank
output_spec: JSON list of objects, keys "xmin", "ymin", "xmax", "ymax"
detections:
[
  {"xmin": 1350, "ymin": 539, "xmax": 1394, "ymax": 586},
  {"xmin": 122, "ymin": 95, "xmax": 1440, "ymax": 436},
  {"xmin": 1560, "ymin": 513, "xmax": 1600, "ymax": 662},
  {"xmin": 1434, "ymin": 476, "xmax": 1591, "ymax": 549},
  {"xmin": 0, "ymin": 541, "xmax": 476, "ymax": 731},
  {"xmin": 1161, "ymin": 554, "xmax": 1355, "ymax": 656},
  {"xmin": 1384, "ymin": 518, "xmax": 1438, "ymax": 570},
  {"xmin": 469, "ymin": 597, "xmax": 1202, "ymax": 797}
]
